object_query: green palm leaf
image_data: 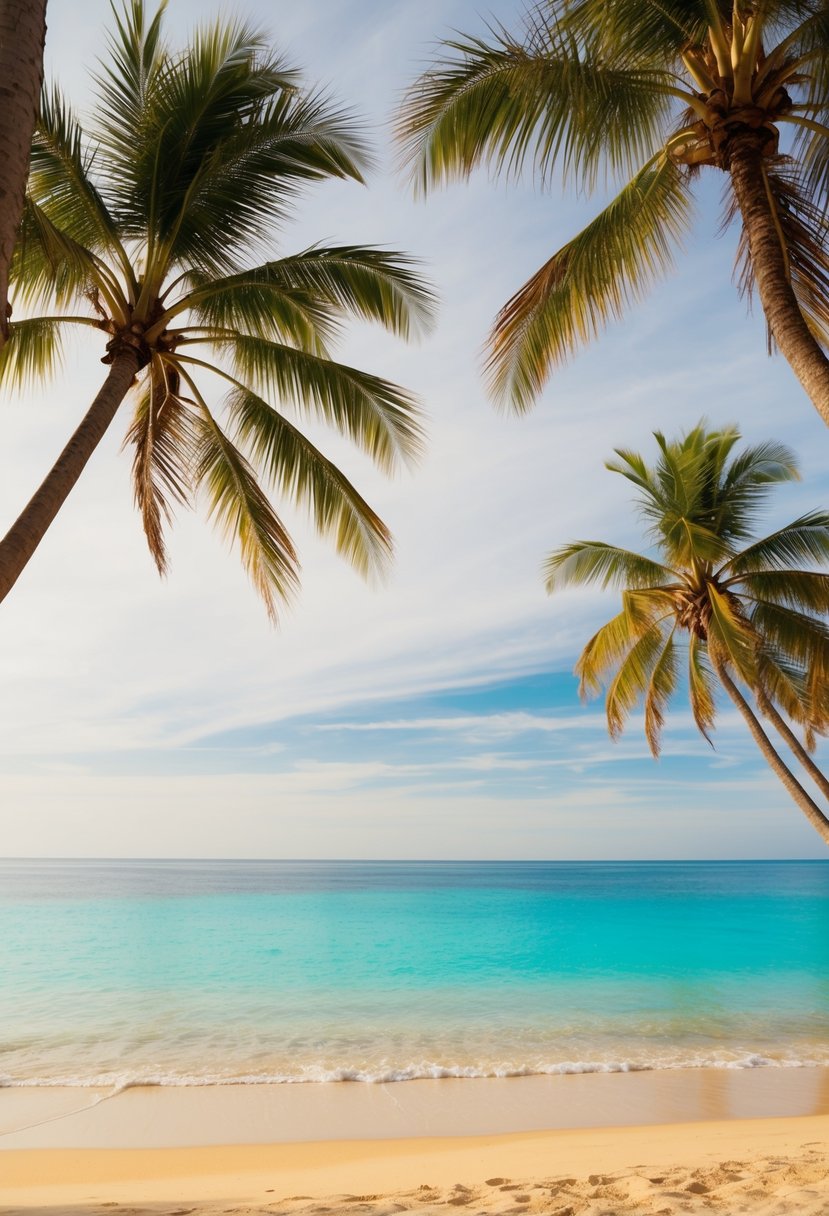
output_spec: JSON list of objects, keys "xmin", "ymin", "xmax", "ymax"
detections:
[
  {"xmin": 725, "ymin": 511, "xmax": 829, "ymax": 573},
  {"xmin": 705, "ymin": 582, "xmax": 759, "ymax": 685},
  {"xmin": 193, "ymin": 404, "xmax": 299, "ymax": 621},
  {"xmin": 556, "ymin": 0, "xmax": 709, "ymax": 65},
  {"xmin": 0, "ymin": 317, "xmax": 65, "ymax": 389},
  {"xmin": 575, "ymin": 588, "xmax": 675, "ymax": 697},
  {"xmin": 222, "ymin": 336, "xmax": 424, "ymax": 472},
  {"xmin": 688, "ymin": 632, "xmax": 717, "ymax": 743},
  {"xmin": 544, "ymin": 541, "xmax": 675, "ymax": 591},
  {"xmin": 181, "ymin": 270, "xmax": 336, "ymax": 353},
  {"xmin": 92, "ymin": 0, "xmax": 170, "ymax": 175},
  {"xmin": 643, "ymin": 628, "xmax": 679, "ymax": 756},
  {"xmin": 748, "ymin": 599, "xmax": 829, "ymax": 676},
  {"xmin": 398, "ymin": 27, "xmax": 673, "ymax": 193},
  {"xmin": 229, "ymin": 386, "xmax": 392, "ymax": 579},
  {"xmin": 32, "ymin": 87, "xmax": 123, "ymax": 260},
  {"xmin": 11, "ymin": 198, "xmax": 100, "ymax": 311},
  {"xmin": 246, "ymin": 246, "xmax": 436, "ymax": 341},
  {"xmin": 757, "ymin": 647, "xmax": 815, "ymax": 726},
  {"xmin": 179, "ymin": 246, "xmax": 435, "ymax": 350},
  {"xmin": 716, "ymin": 437, "xmax": 801, "ymax": 539},
  {"xmin": 157, "ymin": 90, "xmax": 370, "ymax": 276},
  {"xmin": 605, "ymin": 618, "xmax": 672, "ymax": 739},
  {"xmin": 487, "ymin": 155, "xmax": 693, "ymax": 411},
  {"xmin": 733, "ymin": 569, "xmax": 829, "ymax": 613},
  {"xmin": 124, "ymin": 359, "xmax": 197, "ymax": 574}
]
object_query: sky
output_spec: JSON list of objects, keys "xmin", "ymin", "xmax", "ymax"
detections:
[{"xmin": 2, "ymin": 0, "xmax": 829, "ymax": 859}]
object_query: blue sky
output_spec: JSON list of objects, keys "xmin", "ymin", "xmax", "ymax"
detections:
[{"xmin": 2, "ymin": 0, "xmax": 828, "ymax": 858}]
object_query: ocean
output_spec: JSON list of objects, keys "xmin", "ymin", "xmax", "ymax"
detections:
[{"xmin": 1, "ymin": 859, "xmax": 828, "ymax": 1087}]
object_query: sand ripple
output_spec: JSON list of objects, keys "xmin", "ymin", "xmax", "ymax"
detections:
[{"xmin": 4, "ymin": 1144, "xmax": 828, "ymax": 1215}]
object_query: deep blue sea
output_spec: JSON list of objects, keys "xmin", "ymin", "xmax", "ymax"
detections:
[{"xmin": 1, "ymin": 859, "xmax": 828, "ymax": 1086}]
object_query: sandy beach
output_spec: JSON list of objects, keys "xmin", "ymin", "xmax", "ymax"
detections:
[{"xmin": 2, "ymin": 1072, "xmax": 829, "ymax": 1214}]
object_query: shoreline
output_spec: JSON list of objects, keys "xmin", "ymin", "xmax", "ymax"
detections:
[{"xmin": 3, "ymin": 1067, "xmax": 829, "ymax": 1150}]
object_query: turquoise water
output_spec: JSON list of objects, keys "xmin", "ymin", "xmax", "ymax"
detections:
[{"xmin": 1, "ymin": 859, "xmax": 828, "ymax": 1085}]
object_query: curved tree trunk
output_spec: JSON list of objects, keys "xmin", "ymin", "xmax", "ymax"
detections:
[
  {"xmin": 728, "ymin": 132, "xmax": 829, "ymax": 427},
  {"xmin": 0, "ymin": 0, "xmax": 47, "ymax": 349},
  {"xmin": 0, "ymin": 349, "xmax": 139, "ymax": 604},
  {"xmin": 758, "ymin": 695, "xmax": 829, "ymax": 804},
  {"xmin": 710, "ymin": 650, "xmax": 829, "ymax": 845}
]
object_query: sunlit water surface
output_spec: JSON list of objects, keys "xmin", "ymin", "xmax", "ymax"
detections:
[{"xmin": 2, "ymin": 859, "xmax": 828, "ymax": 1085}]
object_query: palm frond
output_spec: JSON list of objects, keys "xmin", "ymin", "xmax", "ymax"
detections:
[
  {"xmin": 603, "ymin": 445, "xmax": 653, "ymax": 494},
  {"xmin": 688, "ymin": 631, "xmax": 717, "ymax": 743},
  {"xmin": 229, "ymin": 386, "xmax": 392, "ymax": 579},
  {"xmin": 92, "ymin": 0, "xmax": 170, "ymax": 172},
  {"xmin": 179, "ymin": 246, "xmax": 435, "ymax": 350},
  {"xmin": 605, "ymin": 618, "xmax": 673, "ymax": 739},
  {"xmin": 543, "ymin": 540, "xmax": 675, "ymax": 591},
  {"xmin": 220, "ymin": 336, "xmax": 424, "ymax": 473},
  {"xmin": 0, "ymin": 317, "xmax": 65, "ymax": 389},
  {"xmin": 634, "ymin": 425, "xmax": 741, "ymax": 562},
  {"xmin": 487, "ymin": 154, "xmax": 693, "ymax": 411},
  {"xmin": 398, "ymin": 27, "xmax": 673, "ymax": 194},
  {"xmin": 180, "ymin": 270, "xmax": 337, "ymax": 353},
  {"xmin": 781, "ymin": 9, "xmax": 829, "ymax": 201},
  {"xmin": 123, "ymin": 357, "xmax": 196, "ymax": 574},
  {"xmin": 552, "ymin": 0, "xmax": 709, "ymax": 66},
  {"xmin": 706, "ymin": 582, "xmax": 759, "ymax": 684},
  {"xmin": 721, "ymin": 438, "xmax": 799, "ymax": 490},
  {"xmin": 725, "ymin": 510, "xmax": 829, "ymax": 573},
  {"xmin": 11, "ymin": 198, "xmax": 100, "ymax": 311},
  {"xmin": 156, "ymin": 88, "xmax": 369, "ymax": 276},
  {"xmin": 733, "ymin": 568, "xmax": 829, "ymax": 612},
  {"xmin": 31, "ymin": 86, "xmax": 123, "ymax": 259},
  {"xmin": 748, "ymin": 599, "xmax": 829, "ymax": 676},
  {"xmin": 643, "ymin": 628, "xmax": 679, "ymax": 756},
  {"xmin": 192, "ymin": 401, "xmax": 299, "ymax": 621},
  {"xmin": 757, "ymin": 647, "xmax": 816, "ymax": 729},
  {"xmin": 243, "ymin": 246, "xmax": 436, "ymax": 341},
  {"xmin": 715, "ymin": 437, "xmax": 801, "ymax": 539},
  {"xmin": 575, "ymin": 588, "xmax": 675, "ymax": 697}
]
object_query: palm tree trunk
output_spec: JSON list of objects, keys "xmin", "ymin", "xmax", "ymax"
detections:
[
  {"xmin": 710, "ymin": 650, "xmax": 829, "ymax": 845},
  {"xmin": 0, "ymin": 349, "xmax": 139, "ymax": 604},
  {"xmin": 727, "ymin": 132, "xmax": 829, "ymax": 427},
  {"xmin": 0, "ymin": 0, "xmax": 47, "ymax": 349},
  {"xmin": 756, "ymin": 695, "xmax": 829, "ymax": 804}
]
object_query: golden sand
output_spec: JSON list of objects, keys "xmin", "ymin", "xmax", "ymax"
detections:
[{"xmin": 2, "ymin": 1117, "xmax": 829, "ymax": 1214}]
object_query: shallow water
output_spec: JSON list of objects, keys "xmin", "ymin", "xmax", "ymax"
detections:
[{"xmin": 2, "ymin": 859, "xmax": 828, "ymax": 1085}]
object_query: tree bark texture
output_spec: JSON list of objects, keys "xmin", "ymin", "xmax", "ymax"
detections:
[
  {"xmin": 0, "ymin": 350, "xmax": 139, "ymax": 604},
  {"xmin": 710, "ymin": 650, "xmax": 829, "ymax": 845},
  {"xmin": 0, "ymin": 0, "xmax": 47, "ymax": 348},
  {"xmin": 728, "ymin": 133, "xmax": 829, "ymax": 427}
]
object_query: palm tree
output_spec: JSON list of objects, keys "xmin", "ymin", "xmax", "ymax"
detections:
[
  {"xmin": 398, "ymin": 0, "xmax": 829, "ymax": 425},
  {"xmin": 545, "ymin": 423, "xmax": 829, "ymax": 845},
  {"xmin": 0, "ymin": 0, "xmax": 47, "ymax": 350},
  {"xmin": 0, "ymin": 0, "xmax": 434, "ymax": 617}
]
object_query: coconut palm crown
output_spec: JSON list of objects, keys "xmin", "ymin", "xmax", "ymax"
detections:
[
  {"xmin": 0, "ymin": 0, "xmax": 435, "ymax": 617},
  {"xmin": 545, "ymin": 423, "xmax": 829, "ymax": 843},
  {"xmin": 398, "ymin": 0, "xmax": 829, "ymax": 425}
]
